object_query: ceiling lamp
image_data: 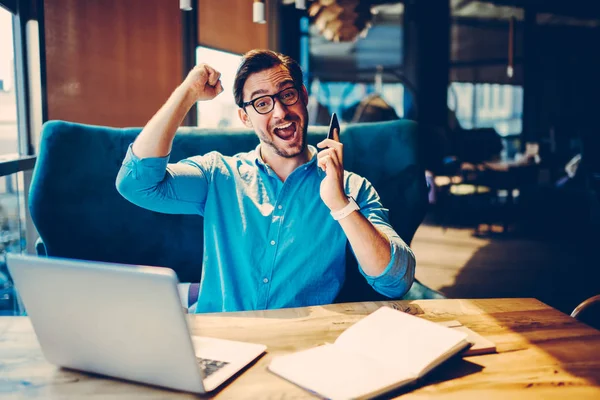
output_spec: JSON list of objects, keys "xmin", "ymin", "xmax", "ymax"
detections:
[
  {"xmin": 507, "ymin": 16, "xmax": 515, "ymax": 78},
  {"xmin": 180, "ymin": 0, "xmax": 192, "ymax": 11},
  {"xmin": 253, "ymin": 0, "xmax": 266, "ymax": 24}
]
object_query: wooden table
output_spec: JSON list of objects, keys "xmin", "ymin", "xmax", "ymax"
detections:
[{"xmin": 1, "ymin": 298, "xmax": 599, "ymax": 399}]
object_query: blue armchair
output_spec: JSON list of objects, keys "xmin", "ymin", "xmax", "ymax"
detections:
[{"xmin": 29, "ymin": 120, "xmax": 443, "ymax": 308}]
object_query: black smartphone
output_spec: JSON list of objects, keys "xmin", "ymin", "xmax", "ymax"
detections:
[{"xmin": 327, "ymin": 113, "xmax": 340, "ymax": 140}]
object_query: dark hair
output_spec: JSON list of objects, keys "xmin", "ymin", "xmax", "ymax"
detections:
[{"xmin": 233, "ymin": 49, "xmax": 304, "ymax": 108}]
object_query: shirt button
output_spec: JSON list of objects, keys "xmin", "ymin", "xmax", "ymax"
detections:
[
  {"xmin": 277, "ymin": 205, "xmax": 283, "ymax": 210},
  {"xmin": 270, "ymin": 240, "xmax": 276, "ymax": 245},
  {"xmin": 263, "ymin": 278, "xmax": 269, "ymax": 284}
]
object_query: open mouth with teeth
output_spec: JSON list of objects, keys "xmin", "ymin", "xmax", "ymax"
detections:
[{"xmin": 273, "ymin": 121, "xmax": 297, "ymax": 141}]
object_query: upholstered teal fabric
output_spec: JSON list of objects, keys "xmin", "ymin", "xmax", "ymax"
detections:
[{"xmin": 29, "ymin": 119, "xmax": 440, "ymax": 301}]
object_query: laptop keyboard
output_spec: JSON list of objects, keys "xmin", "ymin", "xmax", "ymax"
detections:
[{"xmin": 197, "ymin": 357, "xmax": 229, "ymax": 378}]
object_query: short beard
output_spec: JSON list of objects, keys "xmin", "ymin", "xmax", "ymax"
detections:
[{"xmin": 261, "ymin": 121, "xmax": 308, "ymax": 159}]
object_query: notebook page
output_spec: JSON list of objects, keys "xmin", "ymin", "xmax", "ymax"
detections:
[
  {"xmin": 334, "ymin": 307, "xmax": 469, "ymax": 375},
  {"xmin": 269, "ymin": 343, "xmax": 414, "ymax": 400},
  {"xmin": 437, "ymin": 321, "xmax": 496, "ymax": 356}
]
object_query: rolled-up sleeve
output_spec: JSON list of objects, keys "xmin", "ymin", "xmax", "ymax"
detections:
[
  {"xmin": 115, "ymin": 144, "xmax": 212, "ymax": 215},
  {"xmin": 350, "ymin": 177, "xmax": 416, "ymax": 298}
]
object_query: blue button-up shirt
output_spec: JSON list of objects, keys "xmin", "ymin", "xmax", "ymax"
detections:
[{"xmin": 116, "ymin": 144, "xmax": 414, "ymax": 313}]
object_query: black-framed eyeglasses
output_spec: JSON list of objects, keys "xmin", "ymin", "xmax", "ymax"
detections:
[{"xmin": 242, "ymin": 87, "xmax": 300, "ymax": 115}]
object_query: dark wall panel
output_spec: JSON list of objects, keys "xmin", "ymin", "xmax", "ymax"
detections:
[
  {"xmin": 529, "ymin": 25, "xmax": 600, "ymax": 147},
  {"xmin": 44, "ymin": 0, "xmax": 183, "ymax": 127},
  {"xmin": 450, "ymin": 21, "xmax": 524, "ymax": 85},
  {"xmin": 198, "ymin": 0, "xmax": 269, "ymax": 55}
]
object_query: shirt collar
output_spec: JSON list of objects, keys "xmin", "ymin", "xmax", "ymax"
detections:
[{"xmin": 253, "ymin": 144, "xmax": 320, "ymax": 175}]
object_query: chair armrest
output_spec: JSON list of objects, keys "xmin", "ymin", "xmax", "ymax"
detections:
[
  {"xmin": 35, "ymin": 238, "xmax": 47, "ymax": 256},
  {"xmin": 402, "ymin": 279, "xmax": 446, "ymax": 300},
  {"xmin": 571, "ymin": 295, "xmax": 600, "ymax": 319},
  {"xmin": 177, "ymin": 282, "xmax": 200, "ymax": 310}
]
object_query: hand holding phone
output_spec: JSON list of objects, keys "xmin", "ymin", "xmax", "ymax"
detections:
[{"xmin": 318, "ymin": 112, "xmax": 347, "ymax": 211}]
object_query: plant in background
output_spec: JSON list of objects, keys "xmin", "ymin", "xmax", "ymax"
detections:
[{"xmin": 308, "ymin": 0, "xmax": 372, "ymax": 42}]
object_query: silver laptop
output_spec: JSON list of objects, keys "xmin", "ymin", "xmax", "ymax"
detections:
[{"xmin": 6, "ymin": 253, "xmax": 266, "ymax": 393}]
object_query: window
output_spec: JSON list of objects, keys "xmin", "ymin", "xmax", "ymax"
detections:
[
  {"xmin": 0, "ymin": 6, "xmax": 18, "ymax": 157},
  {"xmin": 308, "ymin": 80, "xmax": 406, "ymax": 125},
  {"xmin": 299, "ymin": 16, "xmax": 310, "ymax": 88},
  {"xmin": 0, "ymin": 1, "xmax": 40, "ymax": 316},
  {"xmin": 478, "ymin": 85, "xmax": 485, "ymax": 110},
  {"xmin": 488, "ymin": 84, "xmax": 495, "ymax": 109},
  {"xmin": 195, "ymin": 46, "xmax": 244, "ymax": 129},
  {"xmin": 0, "ymin": 171, "xmax": 26, "ymax": 315},
  {"xmin": 448, "ymin": 82, "xmax": 523, "ymax": 136}
]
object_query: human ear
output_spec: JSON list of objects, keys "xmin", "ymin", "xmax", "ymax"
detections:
[{"xmin": 238, "ymin": 108, "xmax": 253, "ymax": 128}]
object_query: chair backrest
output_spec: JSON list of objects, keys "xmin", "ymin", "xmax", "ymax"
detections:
[
  {"xmin": 29, "ymin": 120, "xmax": 428, "ymax": 293},
  {"xmin": 571, "ymin": 295, "xmax": 600, "ymax": 331}
]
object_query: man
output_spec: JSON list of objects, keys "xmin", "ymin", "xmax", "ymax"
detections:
[{"xmin": 116, "ymin": 49, "xmax": 415, "ymax": 313}]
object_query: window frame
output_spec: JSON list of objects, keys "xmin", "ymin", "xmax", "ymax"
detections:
[
  {"xmin": 0, "ymin": 0, "xmax": 16, "ymax": 14},
  {"xmin": 0, "ymin": 0, "xmax": 40, "ymax": 176},
  {"xmin": 1, "ymin": 0, "xmax": 46, "ymax": 258}
]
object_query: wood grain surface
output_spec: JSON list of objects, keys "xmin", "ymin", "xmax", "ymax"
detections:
[{"xmin": 0, "ymin": 298, "xmax": 599, "ymax": 399}]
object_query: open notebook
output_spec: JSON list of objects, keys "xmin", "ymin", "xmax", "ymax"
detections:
[
  {"xmin": 269, "ymin": 306, "xmax": 472, "ymax": 400},
  {"xmin": 439, "ymin": 320, "xmax": 496, "ymax": 356}
]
